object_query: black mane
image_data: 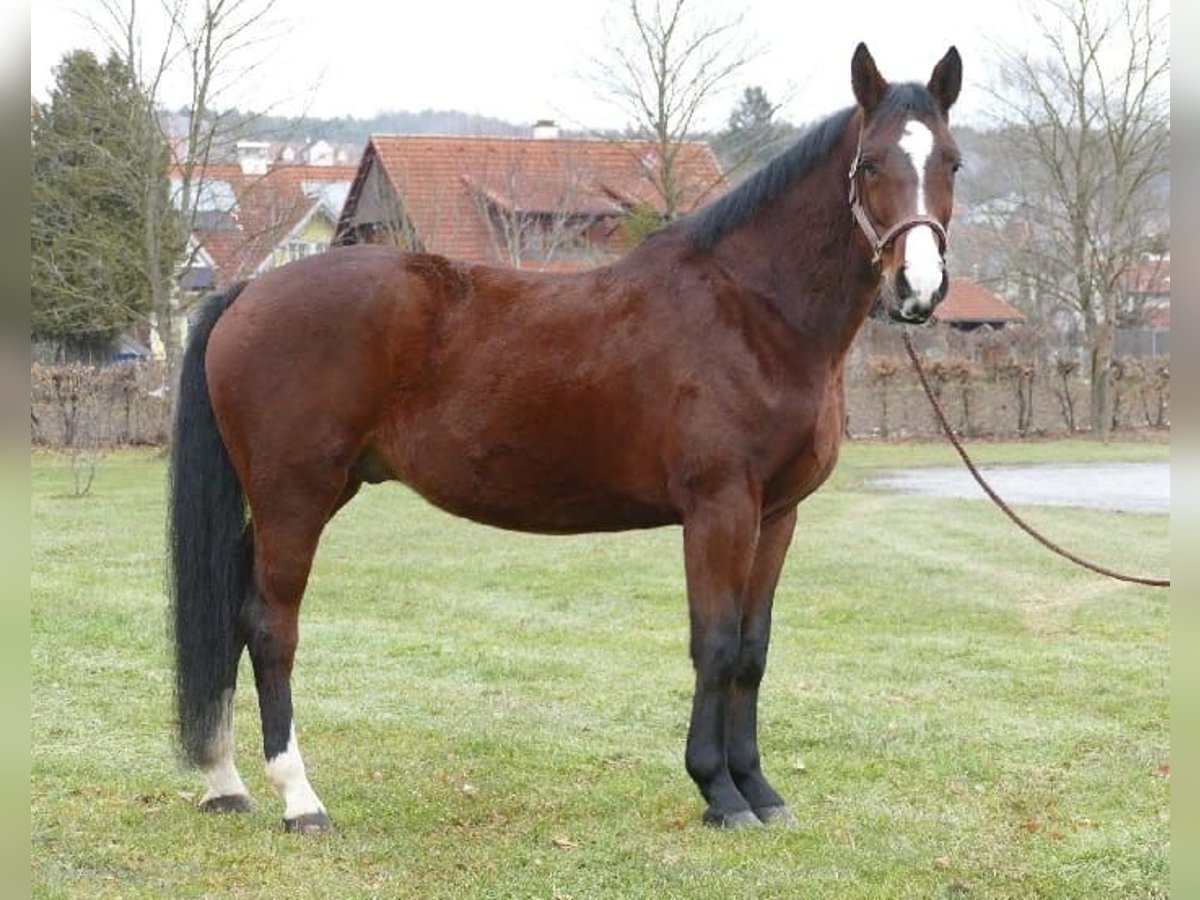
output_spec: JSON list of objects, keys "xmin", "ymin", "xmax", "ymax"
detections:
[
  {"xmin": 686, "ymin": 82, "xmax": 939, "ymax": 250},
  {"xmin": 686, "ymin": 106, "xmax": 856, "ymax": 250}
]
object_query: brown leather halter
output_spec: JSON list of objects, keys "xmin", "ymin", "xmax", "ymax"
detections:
[{"xmin": 848, "ymin": 141, "xmax": 948, "ymax": 266}]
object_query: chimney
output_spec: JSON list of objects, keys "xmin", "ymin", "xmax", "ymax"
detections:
[
  {"xmin": 235, "ymin": 140, "xmax": 271, "ymax": 175},
  {"xmin": 532, "ymin": 119, "xmax": 560, "ymax": 140}
]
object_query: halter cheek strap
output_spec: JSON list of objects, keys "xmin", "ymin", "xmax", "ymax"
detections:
[{"xmin": 848, "ymin": 143, "xmax": 948, "ymax": 266}]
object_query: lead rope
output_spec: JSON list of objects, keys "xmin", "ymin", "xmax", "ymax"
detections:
[{"xmin": 901, "ymin": 330, "xmax": 1169, "ymax": 588}]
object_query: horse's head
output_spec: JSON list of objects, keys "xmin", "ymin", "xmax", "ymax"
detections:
[{"xmin": 849, "ymin": 43, "xmax": 962, "ymax": 323}]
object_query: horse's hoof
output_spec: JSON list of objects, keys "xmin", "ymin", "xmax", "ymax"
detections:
[
  {"xmin": 199, "ymin": 794, "xmax": 253, "ymax": 814},
  {"xmin": 283, "ymin": 811, "xmax": 334, "ymax": 834},
  {"xmin": 702, "ymin": 807, "xmax": 762, "ymax": 829},
  {"xmin": 754, "ymin": 804, "xmax": 798, "ymax": 826}
]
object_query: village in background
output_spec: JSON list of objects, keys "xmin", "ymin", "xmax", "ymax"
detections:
[{"xmin": 30, "ymin": 2, "xmax": 1169, "ymax": 485}]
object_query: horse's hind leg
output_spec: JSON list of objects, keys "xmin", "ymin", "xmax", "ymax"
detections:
[
  {"xmin": 193, "ymin": 527, "xmax": 253, "ymax": 813},
  {"xmin": 200, "ymin": 702, "xmax": 251, "ymax": 812},
  {"xmin": 242, "ymin": 470, "xmax": 350, "ymax": 833},
  {"xmin": 728, "ymin": 508, "xmax": 797, "ymax": 825},
  {"xmin": 199, "ymin": 622, "xmax": 251, "ymax": 813}
]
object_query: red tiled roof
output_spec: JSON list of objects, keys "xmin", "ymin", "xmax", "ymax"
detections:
[
  {"xmin": 1124, "ymin": 256, "xmax": 1170, "ymax": 296},
  {"xmin": 177, "ymin": 162, "xmax": 358, "ymax": 287},
  {"xmin": 338, "ymin": 134, "xmax": 725, "ymax": 268},
  {"xmin": 933, "ymin": 277, "xmax": 1026, "ymax": 325},
  {"xmin": 1144, "ymin": 305, "xmax": 1170, "ymax": 328}
]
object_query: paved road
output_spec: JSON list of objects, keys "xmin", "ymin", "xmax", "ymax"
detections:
[{"xmin": 871, "ymin": 462, "xmax": 1169, "ymax": 513}]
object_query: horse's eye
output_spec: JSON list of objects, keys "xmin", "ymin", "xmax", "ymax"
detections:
[
  {"xmin": 950, "ymin": 160, "xmax": 963, "ymax": 174},
  {"xmin": 859, "ymin": 159, "xmax": 879, "ymax": 176}
]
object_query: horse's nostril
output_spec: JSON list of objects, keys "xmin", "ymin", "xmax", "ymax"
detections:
[{"xmin": 895, "ymin": 268, "xmax": 912, "ymax": 300}]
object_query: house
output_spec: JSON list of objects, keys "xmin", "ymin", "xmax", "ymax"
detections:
[
  {"xmin": 1117, "ymin": 253, "xmax": 1170, "ymax": 356},
  {"xmin": 1123, "ymin": 253, "xmax": 1170, "ymax": 319},
  {"xmin": 157, "ymin": 146, "xmax": 358, "ymax": 358},
  {"xmin": 175, "ymin": 155, "xmax": 358, "ymax": 291},
  {"xmin": 333, "ymin": 131, "xmax": 726, "ymax": 270},
  {"xmin": 277, "ymin": 138, "xmax": 360, "ymax": 167},
  {"xmin": 932, "ymin": 277, "xmax": 1026, "ymax": 330}
]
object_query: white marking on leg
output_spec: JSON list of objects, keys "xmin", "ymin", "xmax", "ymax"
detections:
[
  {"xmin": 898, "ymin": 120, "xmax": 945, "ymax": 306},
  {"xmin": 202, "ymin": 754, "xmax": 249, "ymax": 802},
  {"xmin": 200, "ymin": 689, "xmax": 249, "ymax": 803},
  {"xmin": 265, "ymin": 723, "xmax": 326, "ymax": 820}
]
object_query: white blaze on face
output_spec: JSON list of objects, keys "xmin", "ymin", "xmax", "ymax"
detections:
[{"xmin": 898, "ymin": 120, "xmax": 944, "ymax": 305}]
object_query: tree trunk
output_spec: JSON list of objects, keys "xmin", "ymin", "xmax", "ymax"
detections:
[
  {"xmin": 1089, "ymin": 287, "xmax": 1119, "ymax": 440},
  {"xmin": 156, "ymin": 294, "xmax": 182, "ymax": 394},
  {"xmin": 1089, "ymin": 322, "xmax": 1115, "ymax": 441},
  {"xmin": 144, "ymin": 175, "xmax": 183, "ymax": 402}
]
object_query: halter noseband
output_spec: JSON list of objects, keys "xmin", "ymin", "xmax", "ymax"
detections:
[{"xmin": 848, "ymin": 139, "xmax": 948, "ymax": 266}]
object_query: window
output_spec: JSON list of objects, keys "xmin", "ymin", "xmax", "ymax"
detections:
[{"xmin": 286, "ymin": 240, "xmax": 321, "ymax": 262}]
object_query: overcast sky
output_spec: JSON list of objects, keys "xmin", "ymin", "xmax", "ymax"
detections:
[{"xmin": 27, "ymin": 0, "xmax": 1128, "ymax": 132}]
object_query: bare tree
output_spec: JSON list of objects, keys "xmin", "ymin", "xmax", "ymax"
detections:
[
  {"xmin": 988, "ymin": 0, "xmax": 1169, "ymax": 439},
  {"xmin": 590, "ymin": 0, "xmax": 754, "ymax": 219},
  {"xmin": 90, "ymin": 0, "xmax": 286, "ymax": 384}
]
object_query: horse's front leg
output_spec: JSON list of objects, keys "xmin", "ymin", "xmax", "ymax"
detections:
[
  {"xmin": 728, "ymin": 507, "xmax": 798, "ymax": 824},
  {"xmin": 682, "ymin": 486, "xmax": 762, "ymax": 827}
]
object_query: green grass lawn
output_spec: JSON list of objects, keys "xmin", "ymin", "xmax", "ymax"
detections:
[{"xmin": 31, "ymin": 440, "xmax": 1169, "ymax": 899}]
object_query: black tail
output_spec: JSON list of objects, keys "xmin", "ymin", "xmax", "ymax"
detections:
[{"xmin": 168, "ymin": 283, "xmax": 251, "ymax": 768}]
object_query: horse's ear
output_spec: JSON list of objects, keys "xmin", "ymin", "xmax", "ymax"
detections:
[
  {"xmin": 927, "ymin": 46, "xmax": 962, "ymax": 115},
  {"xmin": 851, "ymin": 42, "xmax": 887, "ymax": 116}
]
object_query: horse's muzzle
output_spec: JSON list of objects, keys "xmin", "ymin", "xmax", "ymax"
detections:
[{"xmin": 886, "ymin": 266, "xmax": 948, "ymax": 324}]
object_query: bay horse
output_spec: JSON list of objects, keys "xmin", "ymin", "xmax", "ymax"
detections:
[{"xmin": 170, "ymin": 43, "xmax": 962, "ymax": 832}]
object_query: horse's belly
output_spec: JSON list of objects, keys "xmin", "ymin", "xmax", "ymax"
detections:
[
  {"xmin": 385, "ymin": 429, "xmax": 678, "ymax": 535},
  {"xmin": 449, "ymin": 493, "xmax": 678, "ymax": 534},
  {"xmin": 408, "ymin": 474, "xmax": 680, "ymax": 534}
]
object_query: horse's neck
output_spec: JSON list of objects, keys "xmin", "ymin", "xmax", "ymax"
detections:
[{"xmin": 712, "ymin": 141, "xmax": 879, "ymax": 357}]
